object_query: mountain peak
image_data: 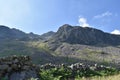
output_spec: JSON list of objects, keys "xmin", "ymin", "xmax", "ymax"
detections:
[
  {"xmin": 56, "ymin": 24, "xmax": 73, "ymax": 35},
  {"xmin": 59, "ymin": 24, "xmax": 73, "ymax": 30},
  {"xmin": 52, "ymin": 24, "xmax": 120, "ymax": 46},
  {"xmin": 0, "ymin": 25, "xmax": 41, "ymax": 41},
  {"xmin": 62, "ymin": 24, "xmax": 72, "ymax": 27},
  {"xmin": 0, "ymin": 25, "xmax": 10, "ymax": 30}
]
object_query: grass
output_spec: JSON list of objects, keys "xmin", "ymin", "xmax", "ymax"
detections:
[
  {"xmin": 0, "ymin": 41, "xmax": 33, "ymax": 57},
  {"xmin": 77, "ymin": 74, "xmax": 120, "ymax": 80},
  {"xmin": 27, "ymin": 41, "xmax": 51, "ymax": 52}
]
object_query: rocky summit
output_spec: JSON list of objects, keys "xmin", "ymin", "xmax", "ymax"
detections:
[{"xmin": 52, "ymin": 24, "xmax": 120, "ymax": 46}]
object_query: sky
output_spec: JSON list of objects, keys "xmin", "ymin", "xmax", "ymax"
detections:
[{"xmin": 0, "ymin": 0, "xmax": 120, "ymax": 35}]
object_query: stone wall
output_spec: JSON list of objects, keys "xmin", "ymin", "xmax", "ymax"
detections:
[{"xmin": 0, "ymin": 55, "xmax": 39, "ymax": 80}]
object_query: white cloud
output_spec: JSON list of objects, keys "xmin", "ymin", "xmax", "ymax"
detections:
[
  {"xmin": 78, "ymin": 17, "xmax": 90, "ymax": 27},
  {"xmin": 0, "ymin": 0, "xmax": 31, "ymax": 27},
  {"xmin": 94, "ymin": 11, "xmax": 112, "ymax": 19},
  {"xmin": 111, "ymin": 29, "xmax": 120, "ymax": 35}
]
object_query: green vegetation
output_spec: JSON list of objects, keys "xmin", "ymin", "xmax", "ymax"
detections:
[
  {"xmin": 1, "ymin": 77, "xmax": 7, "ymax": 80},
  {"xmin": 39, "ymin": 65, "xmax": 119, "ymax": 80},
  {"xmin": 27, "ymin": 41, "xmax": 54, "ymax": 54},
  {"xmin": 28, "ymin": 78, "xmax": 39, "ymax": 80},
  {"xmin": 0, "ymin": 41, "xmax": 32, "ymax": 57}
]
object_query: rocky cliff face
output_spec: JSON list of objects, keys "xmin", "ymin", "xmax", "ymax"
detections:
[{"xmin": 52, "ymin": 24, "xmax": 120, "ymax": 46}]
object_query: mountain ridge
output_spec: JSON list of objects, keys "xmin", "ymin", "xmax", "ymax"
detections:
[
  {"xmin": 51, "ymin": 24, "xmax": 120, "ymax": 46},
  {"xmin": 0, "ymin": 24, "xmax": 120, "ymax": 65}
]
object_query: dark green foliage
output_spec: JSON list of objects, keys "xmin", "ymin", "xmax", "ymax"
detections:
[
  {"xmin": 40, "ymin": 67, "xmax": 72, "ymax": 80},
  {"xmin": 39, "ymin": 65, "xmax": 119, "ymax": 80},
  {"xmin": 1, "ymin": 77, "xmax": 8, "ymax": 80}
]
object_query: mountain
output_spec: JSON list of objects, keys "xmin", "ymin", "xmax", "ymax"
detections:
[
  {"xmin": 0, "ymin": 25, "xmax": 27, "ymax": 40},
  {"xmin": 0, "ymin": 25, "xmax": 71, "ymax": 64},
  {"xmin": 40, "ymin": 31, "xmax": 55, "ymax": 40},
  {"xmin": 46, "ymin": 24, "xmax": 120, "ymax": 64},
  {"xmin": 0, "ymin": 24, "xmax": 120, "ymax": 65},
  {"xmin": 0, "ymin": 25, "xmax": 41, "ymax": 41},
  {"xmin": 52, "ymin": 24, "xmax": 120, "ymax": 46},
  {"xmin": 1, "ymin": 24, "xmax": 120, "ymax": 80}
]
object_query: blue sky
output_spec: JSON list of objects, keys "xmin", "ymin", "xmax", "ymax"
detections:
[{"xmin": 0, "ymin": 0, "xmax": 120, "ymax": 35}]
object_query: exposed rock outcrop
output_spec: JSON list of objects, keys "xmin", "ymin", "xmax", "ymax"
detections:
[
  {"xmin": 51, "ymin": 24, "xmax": 120, "ymax": 46},
  {"xmin": 0, "ymin": 55, "xmax": 39, "ymax": 80}
]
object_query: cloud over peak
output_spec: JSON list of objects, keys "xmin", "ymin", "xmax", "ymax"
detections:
[
  {"xmin": 78, "ymin": 17, "xmax": 90, "ymax": 27},
  {"xmin": 111, "ymin": 29, "xmax": 120, "ymax": 35}
]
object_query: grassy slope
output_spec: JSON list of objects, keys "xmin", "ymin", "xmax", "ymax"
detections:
[
  {"xmin": 0, "ymin": 40, "xmax": 82, "ymax": 64},
  {"xmin": 0, "ymin": 40, "xmax": 60, "ymax": 64},
  {"xmin": 0, "ymin": 40, "xmax": 31, "ymax": 57},
  {"xmin": 0, "ymin": 40, "xmax": 120, "ymax": 66}
]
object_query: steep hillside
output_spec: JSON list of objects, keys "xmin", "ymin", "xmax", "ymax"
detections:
[
  {"xmin": 52, "ymin": 24, "xmax": 120, "ymax": 46},
  {"xmin": 47, "ymin": 24, "xmax": 120, "ymax": 64}
]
